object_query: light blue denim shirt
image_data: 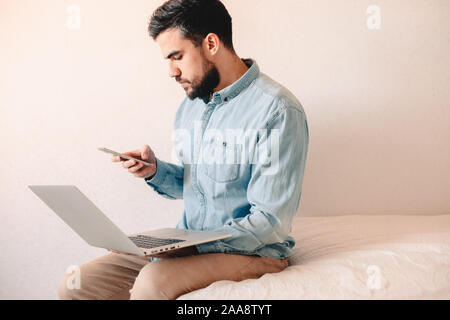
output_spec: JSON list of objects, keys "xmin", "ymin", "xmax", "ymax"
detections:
[{"xmin": 145, "ymin": 59, "xmax": 309, "ymax": 259}]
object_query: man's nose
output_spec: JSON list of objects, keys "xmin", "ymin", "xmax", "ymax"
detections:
[{"xmin": 168, "ymin": 63, "xmax": 181, "ymax": 78}]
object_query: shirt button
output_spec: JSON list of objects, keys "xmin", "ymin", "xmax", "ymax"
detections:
[
  {"xmin": 224, "ymin": 97, "xmax": 229, "ymax": 102},
  {"xmin": 223, "ymin": 142, "xmax": 227, "ymax": 147}
]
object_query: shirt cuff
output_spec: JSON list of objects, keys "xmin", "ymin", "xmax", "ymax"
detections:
[
  {"xmin": 145, "ymin": 158, "xmax": 168, "ymax": 187},
  {"xmin": 195, "ymin": 241, "xmax": 222, "ymax": 254}
]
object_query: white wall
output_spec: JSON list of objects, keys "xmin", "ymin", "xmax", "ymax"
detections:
[{"xmin": 1, "ymin": 0, "xmax": 449, "ymax": 299}]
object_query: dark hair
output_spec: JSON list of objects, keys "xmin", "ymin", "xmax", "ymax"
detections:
[{"xmin": 148, "ymin": 0, "xmax": 234, "ymax": 52}]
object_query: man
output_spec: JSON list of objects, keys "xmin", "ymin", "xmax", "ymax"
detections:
[{"xmin": 58, "ymin": 0, "xmax": 309, "ymax": 300}]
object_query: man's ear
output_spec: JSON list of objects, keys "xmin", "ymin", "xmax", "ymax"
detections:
[{"xmin": 203, "ymin": 33, "xmax": 220, "ymax": 57}]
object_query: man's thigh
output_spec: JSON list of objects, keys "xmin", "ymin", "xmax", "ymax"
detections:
[
  {"xmin": 130, "ymin": 253, "xmax": 289, "ymax": 300},
  {"xmin": 58, "ymin": 253, "xmax": 151, "ymax": 300}
]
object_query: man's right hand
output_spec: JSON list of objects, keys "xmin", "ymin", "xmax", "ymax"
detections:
[{"xmin": 111, "ymin": 145, "xmax": 157, "ymax": 180}]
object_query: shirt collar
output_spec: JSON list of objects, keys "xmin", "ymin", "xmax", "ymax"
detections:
[{"xmin": 202, "ymin": 58, "xmax": 260, "ymax": 105}]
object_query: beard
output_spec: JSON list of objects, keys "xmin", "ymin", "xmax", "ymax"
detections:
[{"xmin": 185, "ymin": 57, "xmax": 220, "ymax": 101}]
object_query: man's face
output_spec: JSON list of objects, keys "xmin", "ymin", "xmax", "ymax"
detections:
[{"xmin": 156, "ymin": 28, "xmax": 220, "ymax": 101}]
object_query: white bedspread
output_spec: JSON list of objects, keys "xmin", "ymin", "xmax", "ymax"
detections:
[{"xmin": 178, "ymin": 214, "xmax": 450, "ymax": 299}]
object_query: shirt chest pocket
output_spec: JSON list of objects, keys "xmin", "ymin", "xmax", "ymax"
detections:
[{"xmin": 201, "ymin": 138, "xmax": 241, "ymax": 183}]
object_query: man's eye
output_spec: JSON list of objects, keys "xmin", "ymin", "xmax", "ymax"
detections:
[{"xmin": 174, "ymin": 56, "xmax": 183, "ymax": 61}]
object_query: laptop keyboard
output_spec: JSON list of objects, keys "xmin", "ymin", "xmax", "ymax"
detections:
[{"xmin": 128, "ymin": 235, "xmax": 185, "ymax": 249}]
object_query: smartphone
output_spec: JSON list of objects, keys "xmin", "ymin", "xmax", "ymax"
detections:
[{"xmin": 98, "ymin": 147, "xmax": 152, "ymax": 167}]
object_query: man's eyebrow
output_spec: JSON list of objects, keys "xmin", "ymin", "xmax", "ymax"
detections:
[{"xmin": 165, "ymin": 50, "xmax": 182, "ymax": 59}]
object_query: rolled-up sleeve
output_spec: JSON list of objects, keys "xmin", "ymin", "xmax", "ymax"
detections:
[
  {"xmin": 145, "ymin": 158, "xmax": 184, "ymax": 200},
  {"xmin": 196, "ymin": 105, "xmax": 309, "ymax": 256}
]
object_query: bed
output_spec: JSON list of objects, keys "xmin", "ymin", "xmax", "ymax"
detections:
[{"xmin": 178, "ymin": 214, "xmax": 450, "ymax": 299}]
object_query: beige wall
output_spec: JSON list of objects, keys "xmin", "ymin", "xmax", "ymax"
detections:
[{"xmin": 1, "ymin": 0, "xmax": 449, "ymax": 299}]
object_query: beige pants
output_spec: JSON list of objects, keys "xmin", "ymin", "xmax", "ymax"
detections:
[{"xmin": 58, "ymin": 252, "xmax": 289, "ymax": 300}]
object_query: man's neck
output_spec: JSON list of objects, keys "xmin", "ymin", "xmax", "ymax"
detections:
[{"xmin": 213, "ymin": 56, "xmax": 250, "ymax": 93}]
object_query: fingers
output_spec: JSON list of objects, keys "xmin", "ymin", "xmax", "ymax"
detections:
[
  {"xmin": 111, "ymin": 157, "xmax": 142, "ymax": 169},
  {"xmin": 111, "ymin": 155, "xmax": 132, "ymax": 163},
  {"xmin": 122, "ymin": 160, "xmax": 156, "ymax": 179},
  {"xmin": 141, "ymin": 145, "xmax": 150, "ymax": 161},
  {"xmin": 110, "ymin": 146, "xmax": 156, "ymax": 179},
  {"xmin": 123, "ymin": 149, "xmax": 142, "ymax": 157},
  {"xmin": 122, "ymin": 159, "xmax": 141, "ymax": 170},
  {"xmin": 111, "ymin": 149, "xmax": 141, "ymax": 163},
  {"xmin": 126, "ymin": 161, "xmax": 145, "ymax": 173}
]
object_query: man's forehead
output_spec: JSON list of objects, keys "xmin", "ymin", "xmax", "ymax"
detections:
[{"xmin": 156, "ymin": 28, "xmax": 192, "ymax": 58}]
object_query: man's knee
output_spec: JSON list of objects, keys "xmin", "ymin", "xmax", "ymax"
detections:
[{"xmin": 129, "ymin": 261, "xmax": 174, "ymax": 300}]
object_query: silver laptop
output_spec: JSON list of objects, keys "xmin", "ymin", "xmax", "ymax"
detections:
[{"xmin": 29, "ymin": 185, "xmax": 232, "ymax": 257}]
